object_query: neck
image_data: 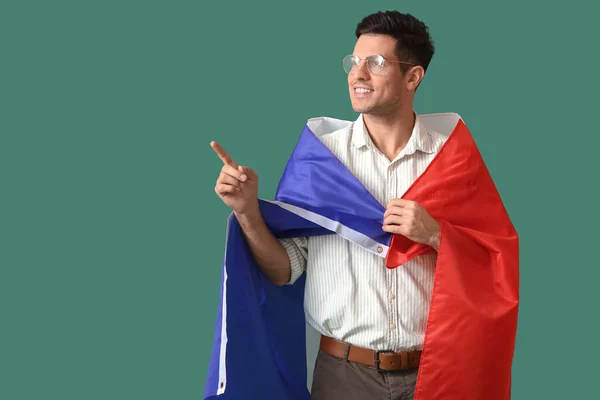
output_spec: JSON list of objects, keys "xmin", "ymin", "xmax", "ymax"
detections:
[{"xmin": 363, "ymin": 107, "xmax": 415, "ymax": 161}]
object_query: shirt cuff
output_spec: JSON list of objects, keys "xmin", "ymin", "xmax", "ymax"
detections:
[{"xmin": 278, "ymin": 237, "xmax": 308, "ymax": 285}]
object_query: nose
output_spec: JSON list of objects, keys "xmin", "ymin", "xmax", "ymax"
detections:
[{"xmin": 350, "ymin": 59, "xmax": 370, "ymax": 81}]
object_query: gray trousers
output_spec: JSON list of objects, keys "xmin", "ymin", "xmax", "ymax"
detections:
[{"xmin": 310, "ymin": 350, "xmax": 419, "ymax": 400}]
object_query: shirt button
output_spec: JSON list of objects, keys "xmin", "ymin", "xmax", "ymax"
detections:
[
  {"xmin": 390, "ymin": 323, "xmax": 396, "ymax": 330},
  {"xmin": 389, "ymin": 293, "xmax": 395, "ymax": 300},
  {"xmin": 377, "ymin": 246, "xmax": 383, "ymax": 253}
]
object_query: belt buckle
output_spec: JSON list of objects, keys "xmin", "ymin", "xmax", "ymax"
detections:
[{"xmin": 374, "ymin": 349, "xmax": 393, "ymax": 372}]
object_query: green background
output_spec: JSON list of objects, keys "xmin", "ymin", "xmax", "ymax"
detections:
[{"xmin": 2, "ymin": 0, "xmax": 598, "ymax": 398}]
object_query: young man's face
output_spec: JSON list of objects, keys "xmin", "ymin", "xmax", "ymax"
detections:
[{"xmin": 347, "ymin": 34, "xmax": 418, "ymax": 116}]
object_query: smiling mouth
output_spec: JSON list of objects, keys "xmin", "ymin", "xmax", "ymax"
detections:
[{"xmin": 354, "ymin": 88, "xmax": 373, "ymax": 94}]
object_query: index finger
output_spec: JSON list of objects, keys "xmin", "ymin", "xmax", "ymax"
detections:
[
  {"xmin": 386, "ymin": 198, "xmax": 412, "ymax": 208},
  {"xmin": 210, "ymin": 141, "xmax": 239, "ymax": 168}
]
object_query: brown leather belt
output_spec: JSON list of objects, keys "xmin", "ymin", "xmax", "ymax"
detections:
[{"xmin": 319, "ymin": 335, "xmax": 421, "ymax": 371}]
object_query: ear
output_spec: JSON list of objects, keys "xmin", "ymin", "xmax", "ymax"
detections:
[{"xmin": 405, "ymin": 66, "xmax": 425, "ymax": 91}]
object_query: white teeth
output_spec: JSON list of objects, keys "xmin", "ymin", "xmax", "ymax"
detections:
[{"xmin": 355, "ymin": 88, "xmax": 372, "ymax": 93}]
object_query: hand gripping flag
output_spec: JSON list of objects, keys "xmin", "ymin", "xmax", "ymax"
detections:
[{"xmin": 204, "ymin": 113, "xmax": 519, "ymax": 400}]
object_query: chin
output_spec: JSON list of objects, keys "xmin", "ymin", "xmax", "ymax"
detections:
[
  {"xmin": 351, "ymin": 104, "xmax": 372, "ymax": 114},
  {"xmin": 350, "ymin": 100, "xmax": 365, "ymax": 111}
]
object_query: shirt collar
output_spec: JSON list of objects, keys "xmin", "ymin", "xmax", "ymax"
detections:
[{"xmin": 351, "ymin": 113, "xmax": 436, "ymax": 155}]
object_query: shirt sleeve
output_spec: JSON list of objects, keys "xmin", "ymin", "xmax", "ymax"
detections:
[{"xmin": 278, "ymin": 237, "xmax": 308, "ymax": 285}]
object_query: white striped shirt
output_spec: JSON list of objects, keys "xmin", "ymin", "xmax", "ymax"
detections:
[{"xmin": 279, "ymin": 113, "xmax": 448, "ymax": 352}]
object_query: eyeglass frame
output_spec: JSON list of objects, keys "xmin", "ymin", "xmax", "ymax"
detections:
[{"xmin": 342, "ymin": 54, "xmax": 416, "ymax": 75}]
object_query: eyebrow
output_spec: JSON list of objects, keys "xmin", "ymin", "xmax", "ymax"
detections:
[{"xmin": 353, "ymin": 53, "xmax": 398, "ymax": 60}]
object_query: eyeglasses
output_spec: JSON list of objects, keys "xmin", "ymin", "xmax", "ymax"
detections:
[{"xmin": 342, "ymin": 54, "xmax": 415, "ymax": 75}]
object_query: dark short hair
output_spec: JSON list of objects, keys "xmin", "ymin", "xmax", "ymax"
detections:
[{"xmin": 355, "ymin": 11, "xmax": 435, "ymax": 74}]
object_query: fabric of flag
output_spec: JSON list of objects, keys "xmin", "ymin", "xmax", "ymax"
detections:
[{"xmin": 204, "ymin": 113, "xmax": 519, "ymax": 400}]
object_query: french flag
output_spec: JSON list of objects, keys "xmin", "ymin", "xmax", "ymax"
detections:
[{"xmin": 204, "ymin": 113, "xmax": 519, "ymax": 400}]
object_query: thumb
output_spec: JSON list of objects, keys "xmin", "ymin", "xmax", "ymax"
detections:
[{"xmin": 238, "ymin": 165, "xmax": 257, "ymax": 179}]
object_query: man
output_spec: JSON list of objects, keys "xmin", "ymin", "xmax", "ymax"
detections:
[{"xmin": 212, "ymin": 11, "xmax": 441, "ymax": 399}]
